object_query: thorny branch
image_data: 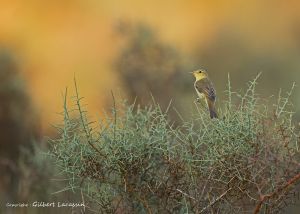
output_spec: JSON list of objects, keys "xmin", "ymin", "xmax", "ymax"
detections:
[
  {"xmin": 253, "ymin": 172, "xmax": 300, "ymax": 214},
  {"xmin": 200, "ymin": 188, "xmax": 232, "ymax": 213}
]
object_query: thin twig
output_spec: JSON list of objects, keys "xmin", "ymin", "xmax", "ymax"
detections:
[
  {"xmin": 176, "ymin": 189, "xmax": 195, "ymax": 200},
  {"xmin": 74, "ymin": 78, "xmax": 105, "ymax": 158},
  {"xmin": 200, "ymin": 188, "xmax": 232, "ymax": 213}
]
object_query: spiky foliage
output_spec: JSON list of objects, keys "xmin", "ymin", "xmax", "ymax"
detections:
[{"xmin": 50, "ymin": 75, "xmax": 300, "ymax": 213}]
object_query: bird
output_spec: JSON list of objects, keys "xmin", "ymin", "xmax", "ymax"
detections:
[{"xmin": 191, "ymin": 69, "xmax": 218, "ymax": 119}]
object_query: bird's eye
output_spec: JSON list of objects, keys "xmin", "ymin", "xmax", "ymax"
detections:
[{"xmin": 198, "ymin": 71, "xmax": 202, "ymax": 73}]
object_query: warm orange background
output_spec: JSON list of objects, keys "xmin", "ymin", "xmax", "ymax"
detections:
[{"xmin": 1, "ymin": 0, "xmax": 300, "ymax": 133}]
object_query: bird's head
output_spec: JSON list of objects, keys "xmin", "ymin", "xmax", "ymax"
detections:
[{"xmin": 191, "ymin": 69, "xmax": 208, "ymax": 81}]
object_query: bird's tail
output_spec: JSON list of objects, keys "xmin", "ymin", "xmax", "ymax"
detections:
[{"xmin": 207, "ymin": 99, "xmax": 218, "ymax": 119}]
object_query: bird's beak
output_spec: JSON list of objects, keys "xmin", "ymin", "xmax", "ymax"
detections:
[{"xmin": 189, "ymin": 71, "xmax": 194, "ymax": 74}]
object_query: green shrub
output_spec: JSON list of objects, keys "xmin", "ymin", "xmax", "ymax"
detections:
[{"xmin": 50, "ymin": 75, "xmax": 300, "ymax": 213}]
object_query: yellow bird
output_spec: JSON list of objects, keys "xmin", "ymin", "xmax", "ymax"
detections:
[{"xmin": 191, "ymin": 69, "xmax": 218, "ymax": 119}]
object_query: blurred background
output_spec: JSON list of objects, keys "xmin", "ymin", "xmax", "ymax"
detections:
[{"xmin": 1, "ymin": 0, "xmax": 300, "ymax": 213}]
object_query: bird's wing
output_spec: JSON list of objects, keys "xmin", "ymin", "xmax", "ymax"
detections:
[{"xmin": 195, "ymin": 79, "xmax": 216, "ymax": 102}]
